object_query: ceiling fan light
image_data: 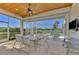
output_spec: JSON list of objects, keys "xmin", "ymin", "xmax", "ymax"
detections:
[{"xmin": 28, "ymin": 8, "xmax": 32, "ymax": 15}]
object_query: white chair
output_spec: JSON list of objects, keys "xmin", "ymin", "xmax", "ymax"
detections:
[
  {"xmin": 23, "ymin": 35, "xmax": 33, "ymax": 44},
  {"xmin": 13, "ymin": 34, "xmax": 23, "ymax": 48},
  {"xmin": 13, "ymin": 34, "xmax": 33, "ymax": 54},
  {"xmin": 23, "ymin": 34, "xmax": 40, "ymax": 53}
]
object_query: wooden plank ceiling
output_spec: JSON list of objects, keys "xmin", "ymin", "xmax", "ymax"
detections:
[{"xmin": 0, "ymin": 3, "xmax": 72, "ymax": 18}]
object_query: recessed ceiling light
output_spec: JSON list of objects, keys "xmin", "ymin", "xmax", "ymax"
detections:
[{"xmin": 16, "ymin": 9, "xmax": 18, "ymax": 11}]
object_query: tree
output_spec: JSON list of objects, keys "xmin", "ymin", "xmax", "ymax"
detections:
[
  {"xmin": 52, "ymin": 21, "xmax": 60, "ymax": 37},
  {"xmin": 53, "ymin": 21, "xmax": 59, "ymax": 30}
]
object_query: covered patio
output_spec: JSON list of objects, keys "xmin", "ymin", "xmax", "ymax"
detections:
[{"xmin": 0, "ymin": 3, "xmax": 78, "ymax": 55}]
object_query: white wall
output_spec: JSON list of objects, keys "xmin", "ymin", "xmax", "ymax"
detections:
[
  {"xmin": 70, "ymin": 4, "xmax": 79, "ymax": 39},
  {"xmin": 70, "ymin": 4, "xmax": 79, "ymax": 22}
]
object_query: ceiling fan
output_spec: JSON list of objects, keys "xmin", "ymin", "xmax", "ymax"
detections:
[{"xmin": 27, "ymin": 3, "xmax": 33, "ymax": 16}]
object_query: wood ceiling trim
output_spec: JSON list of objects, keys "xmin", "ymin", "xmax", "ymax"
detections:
[{"xmin": 0, "ymin": 3, "xmax": 72, "ymax": 18}]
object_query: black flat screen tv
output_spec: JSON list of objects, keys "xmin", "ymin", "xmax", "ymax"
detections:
[{"xmin": 69, "ymin": 18, "xmax": 79, "ymax": 31}]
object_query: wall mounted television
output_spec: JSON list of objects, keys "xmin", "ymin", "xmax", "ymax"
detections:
[{"xmin": 69, "ymin": 18, "xmax": 79, "ymax": 31}]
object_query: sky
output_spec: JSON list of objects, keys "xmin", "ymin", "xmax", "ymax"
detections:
[{"xmin": 0, "ymin": 14, "xmax": 64, "ymax": 28}]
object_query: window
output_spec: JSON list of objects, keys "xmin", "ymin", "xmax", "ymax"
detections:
[
  {"xmin": 0, "ymin": 14, "xmax": 8, "ymax": 42},
  {"xmin": 0, "ymin": 14, "xmax": 8, "ymax": 22},
  {"xmin": 9, "ymin": 17, "xmax": 20, "ymax": 28},
  {"xmin": 0, "ymin": 13, "xmax": 20, "ymax": 41},
  {"xmin": 24, "ymin": 22, "xmax": 32, "ymax": 35},
  {"xmin": 24, "ymin": 18, "xmax": 64, "ymax": 37},
  {"xmin": 9, "ymin": 17, "xmax": 20, "ymax": 39}
]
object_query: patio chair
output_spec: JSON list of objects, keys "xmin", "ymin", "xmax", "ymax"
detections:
[
  {"xmin": 13, "ymin": 34, "xmax": 32, "ymax": 54},
  {"xmin": 23, "ymin": 34, "xmax": 42, "ymax": 53},
  {"xmin": 23, "ymin": 34, "xmax": 35, "ymax": 46},
  {"xmin": 66, "ymin": 37, "xmax": 79, "ymax": 54},
  {"xmin": 37, "ymin": 35, "xmax": 51, "ymax": 53},
  {"xmin": 12, "ymin": 34, "xmax": 24, "ymax": 49}
]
